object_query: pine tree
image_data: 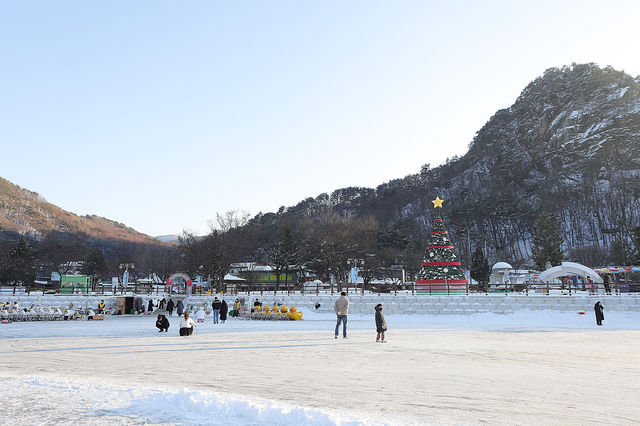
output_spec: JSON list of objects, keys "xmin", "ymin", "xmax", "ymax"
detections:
[
  {"xmin": 6, "ymin": 235, "xmax": 35, "ymax": 285},
  {"xmin": 629, "ymin": 226, "xmax": 640, "ymax": 264},
  {"xmin": 609, "ymin": 238, "xmax": 632, "ymax": 266},
  {"xmin": 470, "ymin": 246, "xmax": 490, "ymax": 289},
  {"xmin": 531, "ymin": 211, "xmax": 564, "ymax": 270},
  {"xmin": 416, "ymin": 197, "xmax": 468, "ymax": 293}
]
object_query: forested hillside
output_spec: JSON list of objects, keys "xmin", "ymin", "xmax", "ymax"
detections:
[{"xmin": 0, "ymin": 177, "xmax": 177, "ymax": 281}]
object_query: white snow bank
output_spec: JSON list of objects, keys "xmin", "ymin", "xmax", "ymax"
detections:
[
  {"xmin": 0, "ymin": 375, "xmax": 375, "ymax": 426},
  {"xmin": 3, "ymin": 313, "xmax": 640, "ymax": 424}
]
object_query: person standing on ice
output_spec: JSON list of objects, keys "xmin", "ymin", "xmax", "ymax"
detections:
[
  {"xmin": 176, "ymin": 300, "xmax": 184, "ymax": 316},
  {"xmin": 179, "ymin": 312, "xmax": 197, "ymax": 336},
  {"xmin": 166, "ymin": 299, "xmax": 175, "ymax": 316},
  {"xmin": 159, "ymin": 298, "xmax": 166, "ymax": 310},
  {"xmin": 147, "ymin": 299, "xmax": 154, "ymax": 314},
  {"xmin": 594, "ymin": 301, "xmax": 604, "ymax": 326},
  {"xmin": 334, "ymin": 292, "xmax": 350, "ymax": 339},
  {"xmin": 97, "ymin": 300, "xmax": 105, "ymax": 314},
  {"xmin": 220, "ymin": 299, "xmax": 228, "ymax": 323},
  {"xmin": 211, "ymin": 297, "xmax": 222, "ymax": 324},
  {"xmin": 375, "ymin": 304, "xmax": 387, "ymax": 343}
]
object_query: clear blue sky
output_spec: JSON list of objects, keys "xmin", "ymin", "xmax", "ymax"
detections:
[{"xmin": 2, "ymin": 1, "xmax": 640, "ymax": 236}]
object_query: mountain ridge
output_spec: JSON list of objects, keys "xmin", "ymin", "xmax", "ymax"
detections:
[
  {"xmin": 243, "ymin": 63, "xmax": 640, "ymax": 267},
  {"xmin": 0, "ymin": 176, "xmax": 158, "ymax": 245}
]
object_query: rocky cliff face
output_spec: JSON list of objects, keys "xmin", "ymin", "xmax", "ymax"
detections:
[
  {"xmin": 250, "ymin": 64, "xmax": 640, "ymax": 267},
  {"xmin": 441, "ymin": 63, "xmax": 640, "ymax": 265}
]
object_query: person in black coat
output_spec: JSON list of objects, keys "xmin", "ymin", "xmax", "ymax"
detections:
[
  {"xmin": 166, "ymin": 299, "xmax": 175, "ymax": 316},
  {"xmin": 148, "ymin": 299, "xmax": 154, "ymax": 314},
  {"xmin": 375, "ymin": 303, "xmax": 387, "ymax": 343},
  {"xmin": 155, "ymin": 314, "xmax": 169, "ymax": 332},
  {"xmin": 594, "ymin": 301, "xmax": 604, "ymax": 326},
  {"xmin": 211, "ymin": 298, "xmax": 222, "ymax": 324},
  {"xmin": 176, "ymin": 300, "xmax": 184, "ymax": 316},
  {"xmin": 603, "ymin": 274, "xmax": 612, "ymax": 295},
  {"xmin": 220, "ymin": 299, "xmax": 228, "ymax": 323},
  {"xmin": 159, "ymin": 298, "xmax": 166, "ymax": 309}
]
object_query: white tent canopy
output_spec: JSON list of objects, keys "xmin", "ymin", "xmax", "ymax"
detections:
[
  {"xmin": 492, "ymin": 262, "xmax": 513, "ymax": 270},
  {"xmin": 538, "ymin": 262, "xmax": 603, "ymax": 284},
  {"xmin": 223, "ymin": 274, "xmax": 246, "ymax": 282}
]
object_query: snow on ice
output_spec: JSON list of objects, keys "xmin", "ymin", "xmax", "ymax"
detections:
[{"xmin": 1, "ymin": 310, "xmax": 640, "ymax": 424}]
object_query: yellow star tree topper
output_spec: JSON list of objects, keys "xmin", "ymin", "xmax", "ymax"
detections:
[{"xmin": 432, "ymin": 196, "xmax": 444, "ymax": 208}]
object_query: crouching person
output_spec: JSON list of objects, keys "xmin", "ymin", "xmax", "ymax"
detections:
[
  {"xmin": 156, "ymin": 314, "xmax": 170, "ymax": 332},
  {"xmin": 179, "ymin": 312, "xmax": 197, "ymax": 336}
]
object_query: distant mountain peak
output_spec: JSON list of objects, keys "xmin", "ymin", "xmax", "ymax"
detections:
[{"xmin": 154, "ymin": 235, "xmax": 179, "ymax": 244}]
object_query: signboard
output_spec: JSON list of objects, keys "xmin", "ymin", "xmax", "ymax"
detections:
[{"xmin": 60, "ymin": 275, "xmax": 92, "ymax": 294}]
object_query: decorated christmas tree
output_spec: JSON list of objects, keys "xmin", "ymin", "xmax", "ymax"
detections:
[{"xmin": 415, "ymin": 196, "xmax": 468, "ymax": 293}]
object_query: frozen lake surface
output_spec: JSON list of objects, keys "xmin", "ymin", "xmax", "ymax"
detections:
[{"xmin": 1, "ymin": 311, "xmax": 640, "ymax": 425}]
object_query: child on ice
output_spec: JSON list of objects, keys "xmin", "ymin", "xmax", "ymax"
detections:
[{"xmin": 375, "ymin": 303, "xmax": 387, "ymax": 343}]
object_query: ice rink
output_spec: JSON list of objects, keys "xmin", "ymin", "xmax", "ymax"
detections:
[{"xmin": 1, "ymin": 311, "xmax": 640, "ymax": 425}]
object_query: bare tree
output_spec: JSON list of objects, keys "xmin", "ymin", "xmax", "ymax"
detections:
[
  {"xmin": 300, "ymin": 212, "xmax": 378, "ymax": 292},
  {"xmin": 209, "ymin": 210, "xmax": 251, "ymax": 233},
  {"xmin": 268, "ymin": 227, "xmax": 301, "ymax": 293}
]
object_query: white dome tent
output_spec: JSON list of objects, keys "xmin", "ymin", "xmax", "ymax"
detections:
[
  {"xmin": 538, "ymin": 262, "xmax": 603, "ymax": 284},
  {"xmin": 490, "ymin": 262, "xmax": 513, "ymax": 284}
]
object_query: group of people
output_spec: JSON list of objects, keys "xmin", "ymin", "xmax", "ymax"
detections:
[
  {"xmin": 152, "ymin": 293, "xmax": 606, "ymax": 338},
  {"xmin": 155, "ymin": 309, "xmax": 200, "ymax": 336},
  {"xmin": 333, "ymin": 292, "xmax": 388, "ymax": 343},
  {"xmin": 210, "ymin": 297, "xmax": 228, "ymax": 324},
  {"xmin": 333, "ymin": 293, "xmax": 607, "ymax": 341},
  {"xmin": 159, "ymin": 298, "xmax": 184, "ymax": 316},
  {"xmin": 155, "ymin": 311, "xmax": 199, "ymax": 336},
  {"xmin": 154, "ymin": 297, "xmax": 240, "ymax": 335}
]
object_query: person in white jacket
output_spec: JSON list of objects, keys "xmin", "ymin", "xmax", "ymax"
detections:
[
  {"xmin": 334, "ymin": 292, "xmax": 350, "ymax": 339},
  {"xmin": 195, "ymin": 307, "xmax": 206, "ymax": 323},
  {"xmin": 179, "ymin": 312, "xmax": 197, "ymax": 336}
]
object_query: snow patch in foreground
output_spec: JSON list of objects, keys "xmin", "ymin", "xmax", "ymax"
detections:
[{"xmin": 1, "ymin": 375, "xmax": 375, "ymax": 425}]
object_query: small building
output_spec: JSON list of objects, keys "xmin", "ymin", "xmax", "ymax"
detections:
[{"xmin": 230, "ymin": 263, "xmax": 307, "ymax": 290}]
